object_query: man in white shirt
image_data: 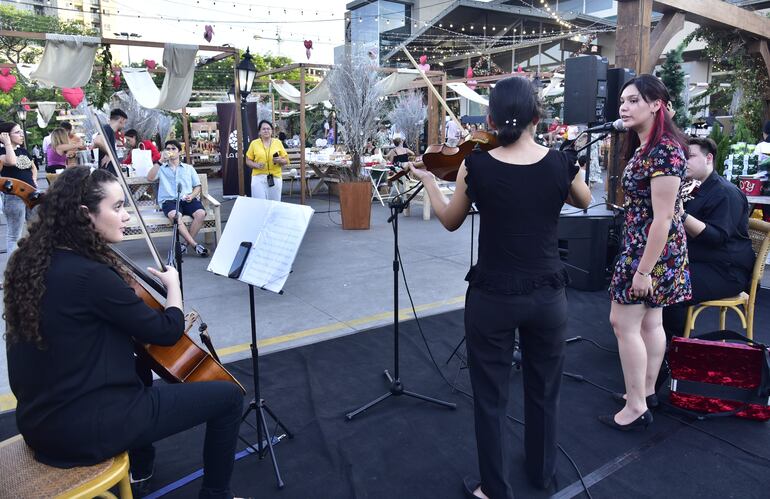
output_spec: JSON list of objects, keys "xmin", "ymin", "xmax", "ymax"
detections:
[{"xmin": 445, "ymin": 116, "xmax": 462, "ymax": 147}]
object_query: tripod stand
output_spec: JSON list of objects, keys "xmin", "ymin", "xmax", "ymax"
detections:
[
  {"xmin": 239, "ymin": 283, "xmax": 294, "ymax": 488},
  {"xmin": 346, "ymin": 184, "xmax": 457, "ymax": 420}
]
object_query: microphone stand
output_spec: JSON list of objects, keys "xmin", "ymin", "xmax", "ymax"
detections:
[
  {"xmin": 168, "ymin": 183, "xmax": 184, "ymax": 297},
  {"xmin": 346, "ymin": 182, "xmax": 457, "ymax": 420}
]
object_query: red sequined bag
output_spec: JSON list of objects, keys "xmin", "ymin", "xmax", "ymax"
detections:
[{"xmin": 668, "ymin": 331, "xmax": 770, "ymax": 421}]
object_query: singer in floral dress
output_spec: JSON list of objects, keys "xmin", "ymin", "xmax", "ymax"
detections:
[{"xmin": 609, "ymin": 134, "xmax": 691, "ymax": 306}]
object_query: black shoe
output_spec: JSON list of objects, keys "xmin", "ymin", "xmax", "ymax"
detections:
[
  {"xmin": 611, "ymin": 392, "xmax": 659, "ymax": 409},
  {"xmin": 598, "ymin": 410, "xmax": 653, "ymax": 431},
  {"xmin": 463, "ymin": 476, "xmax": 483, "ymax": 499}
]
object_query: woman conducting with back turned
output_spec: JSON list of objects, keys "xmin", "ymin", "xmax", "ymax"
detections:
[
  {"xmin": 603, "ymin": 74, "xmax": 690, "ymax": 431},
  {"xmin": 408, "ymin": 76, "xmax": 591, "ymax": 499},
  {"xmin": 4, "ymin": 167, "xmax": 244, "ymax": 499}
]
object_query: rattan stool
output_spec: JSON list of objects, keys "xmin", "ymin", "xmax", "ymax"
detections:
[{"xmin": 0, "ymin": 434, "xmax": 132, "ymax": 498}]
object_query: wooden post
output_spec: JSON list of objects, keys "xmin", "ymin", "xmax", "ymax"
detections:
[
  {"xmin": 233, "ymin": 54, "xmax": 245, "ymax": 196},
  {"xmin": 181, "ymin": 107, "xmax": 192, "ymax": 165},
  {"xmin": 270, "ymin": 83, "xmax": 276, "ymax": 127},
  {"xmin": 299, "ymin": 66, "xmax": 307, "ymax": 205},
  {"xmin": 615, "ymin": 0, "xmax": 653, "ymax": 74}
]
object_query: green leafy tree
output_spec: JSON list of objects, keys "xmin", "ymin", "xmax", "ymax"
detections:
[
  {"xmin": 709, "ymin": 123, "xmax": 730, "ymax": 175},
  {"xmin": 660, "ymin": 42, "xmax": 690, "ymax": 130},
  {"xmin": 193, "ymin": 52, "xmax": 299, "ymax": 92},
  {"xmin": 0, "ymin": 5, "xmax": 96, "ymax": 64}
]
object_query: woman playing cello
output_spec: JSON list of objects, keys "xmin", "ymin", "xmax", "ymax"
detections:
[
  {"xmin": 408, "ymin": 76, "xmax": 591, "ymax": 499},
  {"xmin": 4, "ymin": 167, "xmax": 244, "ymax": 498}
]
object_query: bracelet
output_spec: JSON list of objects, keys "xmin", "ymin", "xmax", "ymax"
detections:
[
  {"xmin": 681, "ymin": 212, "xmax": 689, "ymax": 223},
  {"xmin": 636, "ymin": 269, "xmax": 651, "ymax": 278}
]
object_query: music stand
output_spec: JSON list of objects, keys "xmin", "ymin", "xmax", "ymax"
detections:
[{"xmin": 207, "ymin": 197, "xmax": 314, "ymax": 489}]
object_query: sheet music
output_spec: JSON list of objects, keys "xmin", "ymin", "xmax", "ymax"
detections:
[{"xmin": 208, "ymin": 197, "xmax": 314, "ymax": 293}]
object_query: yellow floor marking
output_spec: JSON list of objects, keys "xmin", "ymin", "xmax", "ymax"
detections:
[{"xmin": 0, "ymin": 295, "xmax": 465, "ymax": 413}]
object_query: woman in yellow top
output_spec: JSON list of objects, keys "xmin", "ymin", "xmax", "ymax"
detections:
[{"xmin": 245, "ymin": 120, "xmax": 289, "ymax": 201}]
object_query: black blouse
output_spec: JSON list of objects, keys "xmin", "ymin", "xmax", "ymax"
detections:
[
  {"xmin": 0, "ymin": 144, "xmax": 35, "ymax": 185},
  {"xmin": 7, "ymin": 249, "xmax": 184, "ymax": 466},
  {"xmin": 464, "ymin": 148, "xmax": 579, "ymax": 294}
]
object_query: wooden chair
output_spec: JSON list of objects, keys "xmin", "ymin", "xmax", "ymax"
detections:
[
  {"xmin": 684, "ymin": 218, "xmax": 770, "ymax": 340},
  {"xmin": 0, "ymin": 434, "xmax": 132, "ymax": 498}
]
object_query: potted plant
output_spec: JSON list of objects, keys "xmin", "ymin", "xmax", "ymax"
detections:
[{"xmin": 327, "ymin": 56, "xmax": 386, "ymax": 229}]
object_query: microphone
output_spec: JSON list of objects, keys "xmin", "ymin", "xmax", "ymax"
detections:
[
  {"xmin": 584, "ymin": 119, "xmax": 626, "ymax": 134},
  {"xmin": 177, "ymin": 183, "xmax": 182, "ymax": 195}
]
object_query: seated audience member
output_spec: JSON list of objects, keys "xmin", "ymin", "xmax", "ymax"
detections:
[
  {"xmin": 122, "ymin": 129, "xmax": 161, "ymax": 167},
  {"xmin": 46, "ymin": 128, "xmax": 84, "ymax": 173},
  {"xmin": 62, "ymin": 121, "xmax": 84, "ymax": 167},
  {"xmin": 147, "ymin": 140, "xmax": 209, "ymax": 257},
  {"xmin": 662, "ymin": 137, "xmax": 756, "ymax": 339},
  {"xmin": 385, "ymin": 137, "xmax": 415, "ymax": 166}
]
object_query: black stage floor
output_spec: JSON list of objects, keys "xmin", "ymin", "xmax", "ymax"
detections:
[{"xmin": 2, "ymin": 289, "xmax": 770, "ymax": 498}]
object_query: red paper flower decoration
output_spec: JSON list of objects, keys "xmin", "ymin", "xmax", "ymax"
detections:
[{"xmin": 204, "ymin": 25, "xmax": 214, "ymax": 43}]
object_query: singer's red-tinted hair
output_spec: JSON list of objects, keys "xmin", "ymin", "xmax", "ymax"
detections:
[{"xmin": 620, "ymin": 74, "xmax": 688, "ymax": 161}]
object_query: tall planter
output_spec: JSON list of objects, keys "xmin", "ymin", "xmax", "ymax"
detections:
[{"xmin": 339, "ymin": 180, "xmax": 372, "ymax": 230}]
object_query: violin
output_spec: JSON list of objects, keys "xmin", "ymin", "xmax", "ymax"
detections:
[
  {"xmin": 0, "ymin": 177, "xmax": 44, "ymax": 209},
  {"xmin": 87, "ymin": 111, "xmax": 244, "ymax": 393},
  {"xmin": 395, "ymin": 48, "xmax": 499, "ymax": 182},
  {"xmin": 413, "ymin": 130, "xmax": 499, "ymax": 181}
]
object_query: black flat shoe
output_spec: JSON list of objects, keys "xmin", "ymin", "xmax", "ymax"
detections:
[
  {"xmin": 463, "ymin": 476, "xmax": 483, "ymax": 499},
  {"xmin": 598, "ymin": 410, "xmax": 653, "ymax": 431},
  {"xmin": 610, "ymin": 392, "xmax": 659, "ymax": 409}
]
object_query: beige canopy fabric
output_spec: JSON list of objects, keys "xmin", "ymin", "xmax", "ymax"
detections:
[
  {"xmin": 272, "ymin": 69, "xmax": 422, "ymax": 105},
  {"xmin": 122, "ymin": 43, "xmax": 199, "ymax": 111},
  {"xmin": 30, "ymin": 34, "xmax": 100, "ymax": 88},
  {"xmin": 272, "ymin": 78, "xmax": 331, "ymax": 105},
  {"xmin": 448, "ymin": 82, "xmax": 489, "ymax": 107}
]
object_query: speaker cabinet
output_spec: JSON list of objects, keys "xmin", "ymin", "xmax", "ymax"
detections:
[
  {"xmin": 605, "ymin": 67, "xmax": 636, "ymax": 122},
  {"xmin": 557, "ymin": 213, "xmax": 616, "ymax": 291},
  {"xmin": 564, "ymin": 56, "xmax": 609, "ymax": 125}
]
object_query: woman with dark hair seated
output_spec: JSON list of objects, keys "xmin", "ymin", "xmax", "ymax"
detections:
[
  {"xmin": 4, "ymin": 167, "xmax": 244, "ymax": 498},
  {"xmin": 408, "ymin": 76, "xmax": 591, "ymax": 499},
  {"xmin": 385, "ymin": 137, "xmax": 415, "ymax": 165}
]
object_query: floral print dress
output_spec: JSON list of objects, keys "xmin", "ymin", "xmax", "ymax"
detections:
[{"xmin": 609, "ymin": 135, "xmax": 692, "ymax": 307}]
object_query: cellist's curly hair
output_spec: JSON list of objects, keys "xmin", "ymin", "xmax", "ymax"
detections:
[{"xmin": 4, "ymin": 167, "xmax": 129, "ymax": 348}]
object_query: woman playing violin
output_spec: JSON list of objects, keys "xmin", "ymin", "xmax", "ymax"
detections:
[
  {"xmin": 408, "ymin": 76, "xmax": 590, "ymax": 499},
  {"xmin": 4, "ymin": 167, "xmax": 244, "ymax": 499}
]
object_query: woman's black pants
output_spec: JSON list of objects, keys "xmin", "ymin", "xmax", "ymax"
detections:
[{"xmin": 465, "ymin": 285, "xmax": 567, "ymax": 499}]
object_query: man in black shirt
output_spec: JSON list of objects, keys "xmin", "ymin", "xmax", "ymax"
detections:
[
  {"xmin": 94, "ymin": 108, "xmax": 127, "ymax": 175},
  {"xmin": 662, "ymin": 137, "xmax": 756, "ymax": 338}
]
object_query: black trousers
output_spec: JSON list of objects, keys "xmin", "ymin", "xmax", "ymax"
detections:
[
  {"xmin": 129, "ymin": 361, "xmax": 244, "ymax": 499},
  {"xmin": 465, "ymin": 285, "xmax": 567, "ymax": 499},
  {"xmin": 662, "ymin": 261, "xmax": 750, "ymax": 340}
]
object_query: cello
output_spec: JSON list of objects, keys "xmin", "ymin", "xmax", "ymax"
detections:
[{"xmin": 86, "ymin": 110, "xmax": 244, "ymax": 392}]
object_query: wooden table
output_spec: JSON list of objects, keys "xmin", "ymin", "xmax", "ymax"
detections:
[{"xmin": 306, "ymin": 161, "xmax": 351, "ymax": 195}]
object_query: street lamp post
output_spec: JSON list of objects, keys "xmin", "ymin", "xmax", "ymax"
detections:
[
  {"xmin": 113, "ymin": 32, "xmax": 141, "ymax": 65},
  {"xmin": 236, "ymin": 48, "xmax": 257, "ymax": 157}
]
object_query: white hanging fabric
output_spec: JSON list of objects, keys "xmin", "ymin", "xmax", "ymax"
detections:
[
  {"xmin": 271, "ymin": 78, "xmax": 331, "ymax": 105},
  {"xmin": 448, "ymin": 82, "xmax": 489, "ymax": 106},
  {"xmin": 30, "ymin": 34, "xmax": 100, "ymax": 88},
  {"xmin": 122, "ymin": 43, "xmax": 198, "ymax": 111},
  {"xmin": 36, "ymin": 102, "xmax": 58, "ymax": 128},
  {"xmin": 16, "ymin": 63, "xmax": 38, "ymax": 81},
  {"xmin": 374, "ymin": 69, "xmax": 421, "ymax": 95}
]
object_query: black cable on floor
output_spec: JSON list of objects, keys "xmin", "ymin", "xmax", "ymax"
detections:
[
  {"xmin": 394, "ymin": 235, "xmax": 593, "ymax": 498},
  {"xmin": 566, "ymin": 336, "xmax": 618, "ymax": 354},
  {"xmin": 325, "ymin": 188, "xmax": 341, "ymax": 225}
]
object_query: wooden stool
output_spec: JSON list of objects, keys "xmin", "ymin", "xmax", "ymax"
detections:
[{"xmin": 0, "ymin": 434, "xmax": 132, "ymax": 498}]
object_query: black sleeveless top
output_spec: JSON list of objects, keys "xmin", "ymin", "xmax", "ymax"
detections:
[
  {"xmin": 392, "ymin": 153, "xmax": 410, "ymax": 165},
  {"xmin": 464, "ymin": 147, "xmax": 579, "ymax": 294}
]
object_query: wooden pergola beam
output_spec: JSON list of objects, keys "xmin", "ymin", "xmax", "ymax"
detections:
[
  {"xmin": 653, "ymin": 0, "xmax": 770, "ymax": 39},
  {"xmin": 645, "ymin": 11, "xmax": 686, "ymax": 73},
  {"xmin": 0, "ymin": 30, "xmax": 237, "ymax": 54}
]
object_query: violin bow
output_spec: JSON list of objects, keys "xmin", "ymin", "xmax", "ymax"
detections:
[
  {"xmin": 86, "ymin": 108, "xmax": 166, "ymax": 271},
  {"xmin": 400, "ymin": 46, "xmax": 468, "ymax": 140}
]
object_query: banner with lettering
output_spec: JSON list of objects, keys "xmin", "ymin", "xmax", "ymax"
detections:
[{"xmin": 217, "ymin": 102, "xmax": 258, "ymax": 196}]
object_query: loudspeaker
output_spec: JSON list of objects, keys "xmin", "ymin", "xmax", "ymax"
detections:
[
  {"xmin": 605, "ymin": 67, "xmax": 636, "ymax": 122},
  {"xmin": 557, "ymin": 213, "xmax": 615, "ymax": 291},
  {"xmin": 564, "ymin": 55, "xmax": 608, "ymax": 125}
]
